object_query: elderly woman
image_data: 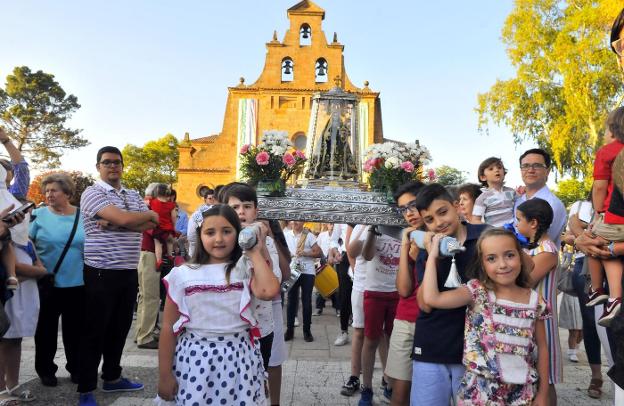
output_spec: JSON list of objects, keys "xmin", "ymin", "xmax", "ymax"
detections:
[{"xmin": 30, "ymin": 173, "xmax": 85, "ymax": 387}]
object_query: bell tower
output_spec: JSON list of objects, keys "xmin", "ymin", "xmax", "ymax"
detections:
[{"xmin": 176, "ymin": 1, "xmax": 384, "ymax": 212}]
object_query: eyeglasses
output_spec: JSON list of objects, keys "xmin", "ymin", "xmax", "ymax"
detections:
[
  {"xmin": 396, "ymin": 199, "xmax": 418, "ymax": 216},
  {"xmin": 520, "ymin": 163, "xmax": 548, "ymax": 171},
  {"xmin": 612, "ymin": 38, "xmax": 624, "ymax": 57},
  {"xmin": 99, "ymin": 159, "xmax": 123, "ymax": 167}
]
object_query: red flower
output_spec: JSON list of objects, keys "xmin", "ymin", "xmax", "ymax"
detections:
[
  {"xmin": 256, "ymin": 151, "xmax": 270, "ymax": 166},
  {"xmin": 240, "ymin": 144, "xmax": 251, "ymax": 154},
  {"xmin": 282, "ymin": 153, "xmax": 296, "ymax": 167},
  {"xmin": 294, "ymin": 150, "xmax": 305, "ymax": 160}
]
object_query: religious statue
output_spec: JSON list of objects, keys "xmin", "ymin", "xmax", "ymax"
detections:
[{"xmin": 308, "ymin": 111, "xmax": 357, "ymax": 180}]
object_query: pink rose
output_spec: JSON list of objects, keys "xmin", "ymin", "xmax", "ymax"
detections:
[
  {"xmin": 282, "ymin": 153, "xmax": 296, "ymax": 167},
  {"xmin": 240, "ymin": 144, "xmax": 250, "ymax": 154},
  {"xmin": 400, "ymin": 161, "xmax": 414, "ymax": 173},
  {"xmin": 294, "ymin": 150, "xmax": 305, "ymax": 159},
  {"xmin": 427, "ymin": 168, "xmax": 436, "ymax": 180},
  {"xmin": 256, "ymin": 151, "xmax": 270, "ymax": 166}
]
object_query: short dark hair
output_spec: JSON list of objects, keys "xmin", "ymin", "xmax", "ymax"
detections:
[
  {"xmin": 477, "ymin": 157, "xmax": 507, "ymax": 186},
  {"xmin": 214, "ymin": 185, "xmax": 225, "ymax": 203},
  {"xmin": 393, "ymin": 180, "xmax": 425, "ymax": 202},
  {"xmin": 516, "ymin": 198, "xmax": 553, "ymax": 249},
  {"xmin": 170, "ymin": 188, "xmax": 177, "ymax": 201},
  {"xmin": 457, "ymin": 183, "xmax": 482, "ymax": 202},
  {"xmin": 199, "ymin": 186, "xmax": 214, "ymax": 198},
  {"xmin": 607, "ymin": 106, "xmax": 624, "ymax": 143},
  {"xmin": 611, "ymin": 8, "xmax": 624, "ymax": 54},
  {"xmin": 415, "ymin": 183, "xmax": 454, "ymax": 212},
  {"xmin": 154, "ymin": 183, "xmax": 171, "ymax": 198},
  {"xmin": 223, "ymin": 183, "xmax": 258, "ymax": 207},
  {"xmin": 96, "ymin": 146, "xmax": 123, "ymax": 164},
  {"xmin": 519, "ymin": 148, "xmax": 551, "ymax": 168}
]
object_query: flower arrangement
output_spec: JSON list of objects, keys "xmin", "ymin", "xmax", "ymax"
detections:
[
  {"xmin": 239, "ymin": 130, "xmax": 307, "ymax": 189},
  {"xmin": 363, "ymin": 141, "xmax": 431, "ymax": 195}
]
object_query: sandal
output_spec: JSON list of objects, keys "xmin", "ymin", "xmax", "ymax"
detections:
[
  {"xmin": 5, "ymin": 277, "xmax": 18, "ymax": 291},
  {"xmin": 6, "ymin": 386, "xmax": 34, "ymax": 403},
  {"xmin": 0, "ymin": 390, "xmax": 19, "ymax": 406},
  {"xmin": 588, "ymin": 377, "xmax": 603, "ymax": 399}
]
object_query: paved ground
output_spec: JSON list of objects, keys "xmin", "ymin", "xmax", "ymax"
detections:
[{"xmin": 12, "ymin": 306, "xmax": 617, "ymax": 405}]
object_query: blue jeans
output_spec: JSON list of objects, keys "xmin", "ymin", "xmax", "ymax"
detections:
[
  {"xmin": 410, "ymin": 361, "xmax": 464, "ymax": 406},
  {"xmin": 572, "ymin": 257, "xmax": 602, "ymax": 365},
  {"xmin": 286, "ymin": 273, "xmax": 315, "ymax": 332}
]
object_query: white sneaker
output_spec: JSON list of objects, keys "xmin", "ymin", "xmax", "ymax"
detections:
[
  {"xmin": 334, "ymin": 331, "xmax": 349, "ymax": 346},
  {"xmin": 294, "ymin": 317, "xmax": 300, "ymax": 327},
  {"xmin": 568, "ymin": 349, "xmax": 578, "ymax": 363}
]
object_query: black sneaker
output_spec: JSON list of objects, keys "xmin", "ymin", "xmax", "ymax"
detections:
[
  {"xmin": 303, "ymin": 331, "xmax": 314, "ymax": 342},
  {"xmin": 284, "ymin": 328, "xmax": 294, "ymax": 341},
  {"xmin": 340, "ymin": 375, "xmax": 360, "ymax": 396}
]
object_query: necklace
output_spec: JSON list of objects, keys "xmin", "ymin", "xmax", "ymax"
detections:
[{"xmin": 49, "ymin": 205, "xmax": 74, "ymax": 216}]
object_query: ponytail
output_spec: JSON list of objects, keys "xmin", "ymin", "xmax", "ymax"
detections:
[{"xmin": 517, "ymin": 198, "xmax": 553, "ymax": 249}]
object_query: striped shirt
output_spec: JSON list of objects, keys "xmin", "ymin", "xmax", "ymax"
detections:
[
  {"xmin": 472, "ymin": 186, "xmax": 516, "ymax": 227},
  {"xmin": 81, "ymin": 180, "xmax": 148, "ymax": 269}
]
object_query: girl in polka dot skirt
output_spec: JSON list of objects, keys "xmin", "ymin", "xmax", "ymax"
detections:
[{"xmin": 157, "ymin": 205, "xmax": 280, "ymax": 405}]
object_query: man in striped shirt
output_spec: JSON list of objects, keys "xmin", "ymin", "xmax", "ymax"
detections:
[{"xmin": 77, "ymin": 146, "xmax": 158, "ymax": 406}]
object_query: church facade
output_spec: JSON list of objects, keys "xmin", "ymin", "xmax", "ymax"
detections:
[{"xmin": 176, "ymin": 0, "xmax": 384, "ymax": 212}]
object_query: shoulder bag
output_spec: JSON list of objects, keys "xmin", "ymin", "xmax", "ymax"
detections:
[{"xmin": 37, "ymin": 209, "xmax": 80, "ymax": 300}]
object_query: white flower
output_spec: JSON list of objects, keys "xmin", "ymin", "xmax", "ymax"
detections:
[{"xmin": 385, "ymin": 156, "xmax": 401, "ymax": 169}]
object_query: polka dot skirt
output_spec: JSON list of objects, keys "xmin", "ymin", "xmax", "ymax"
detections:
[{"xmin": 173, "ymin": 331, "xmax": 266, "ymax": 405}]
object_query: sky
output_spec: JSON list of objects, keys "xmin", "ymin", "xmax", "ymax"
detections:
[{"xmin": 0, "ymin": 0, "xmax": 542, "ymax": 188}]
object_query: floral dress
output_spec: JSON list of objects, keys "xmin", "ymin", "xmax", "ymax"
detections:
[
  {"xmin": 457, "ymin": 279, "xmax": 551, "ymax": 406},
  {"xmin": 525, "ymin": 239, "xmax": 562, "ymax": 384}
]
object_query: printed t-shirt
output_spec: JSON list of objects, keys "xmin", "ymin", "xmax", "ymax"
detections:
[
  {"xmin": 594, "ymin": 141, "xmax": 624, "ymax": 224},
  {"xmin": 412, "ymin": 223, "xmax": 488, "ymax": 365},
  {"xmin": 357, "ymin": 227, "xmax": 401, "ymax": 292}
]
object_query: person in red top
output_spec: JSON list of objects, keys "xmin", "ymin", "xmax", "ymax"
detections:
[
  {"xmin": 148, "ymin": 184, "xmax": 177, "ymax": 268},
  {"xmin": 386, "ymin": 180, "xmax": 425, "ymax": 405},
  {"xmin": 586, "ymin": 106, "xmax": 624, "ymax": 327}
]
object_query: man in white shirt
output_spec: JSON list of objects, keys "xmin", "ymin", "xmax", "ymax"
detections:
[{"xmin": 513, "ymin": 148, "xmax": 566, "ymax": 246}]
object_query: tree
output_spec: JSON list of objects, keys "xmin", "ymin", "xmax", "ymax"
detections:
[
  {"xmin": 122, "ymin": 134, "xmax": 179, "ymax": 194},
  {"xmin": 0, "ymin": 66, "xmax": 88, "ymax": 167},
  {"xmin": 476, "ymin": 0, "xmax": 624, "ymax": 178},
  {"xmin": 27, "ymin": 170, "xmax": 95, "ymax": 206},
  {"xmin": 554, "ymin": 177, "xmax": 592, "ymax": 207},
  {"xmin": 432, "ymin": 165, "xmax": 467, "ymax": 186}
]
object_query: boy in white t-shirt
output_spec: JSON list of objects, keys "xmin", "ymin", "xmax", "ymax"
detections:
[
  {"xmin": 284, "ymin": 221, "xmax": 322, "ymax": 342},
  {"xmin": 353, "ymin": 225, "xmax": 401, "ymax": 405}
]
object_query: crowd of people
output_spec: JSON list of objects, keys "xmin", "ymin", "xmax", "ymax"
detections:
[{"xmin": 0, "ymin": 8, "xmax": 623, "ymax": 406}]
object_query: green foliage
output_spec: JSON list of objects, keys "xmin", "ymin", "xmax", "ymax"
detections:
[
  {"xmin": 122, "ymin": 134, "xmax": 179, "ymax": 194},
  {"xmin": 433, "ymin": 165, "xmax": 467, "ymax": 186},
  {"xmin": 0, "ymin": 66, "xmax": 88, "ymax": 167},
  {"xmin": 554, "ymin": 177, "xmax": 592, "ymax": 207},
  {"xmin": 477, "ymin": 0, "xmax": 624, "ymax": 178}
]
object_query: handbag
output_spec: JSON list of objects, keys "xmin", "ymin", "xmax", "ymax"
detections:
[
  {"xmin": 556, "ymin": 250, "xmax": 577, "ymax": 296},
  {"xmin": 37, "ymin": 209, "xmax": 80, "ymax": 299}
]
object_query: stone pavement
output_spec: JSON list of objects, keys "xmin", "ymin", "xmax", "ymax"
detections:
[{"xmin": 13, "ymin": 308, "xmax": 617, "ymax": 405}]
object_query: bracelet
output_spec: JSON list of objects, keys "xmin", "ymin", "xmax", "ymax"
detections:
[{"xmin": 608, "ymin": 242, "xmax": 617, "ymax": 258}]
